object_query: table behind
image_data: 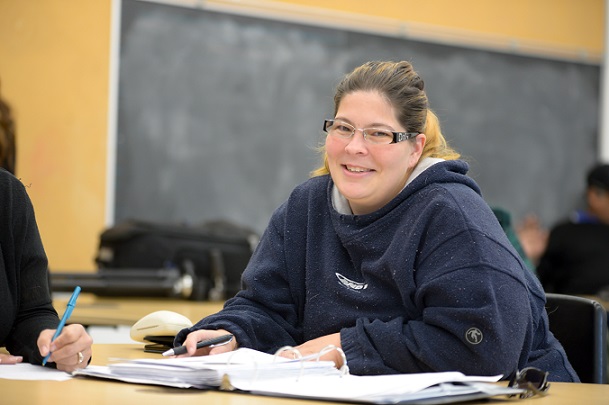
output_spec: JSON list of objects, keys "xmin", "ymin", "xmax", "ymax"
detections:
[{"xmin": 52, "ymin": 293, "xmax": 224, "ymax": 326}]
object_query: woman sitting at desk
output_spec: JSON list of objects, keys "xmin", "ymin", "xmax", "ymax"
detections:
[
  {"xmin": 175, "ymin": 60, "xmax": 578, "ymax": 382},
  {"xmin": 0, "ymin": 167, "xmax": 92, "ymax": 372}
]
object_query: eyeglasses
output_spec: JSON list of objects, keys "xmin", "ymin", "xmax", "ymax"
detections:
[
  {"xmin": 507, "ymin": 367, "xmax": 550, "ymax": 399},
  {"xmin": 323, "ymin": 119, "xmax": 418, "ymax": 145}
]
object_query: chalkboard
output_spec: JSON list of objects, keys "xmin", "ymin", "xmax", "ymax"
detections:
[{"xmin": 116, "ymin": 0, "xmax": 600, "ymax": 235}]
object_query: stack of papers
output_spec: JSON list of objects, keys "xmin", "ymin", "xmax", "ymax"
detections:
[
  {"xmin": 75, "ymin": 348, "xmax": 340, "ymax": 389},
  {"xmin": 74, "ymin": 348, "xmax": 524, "ymax": 404}
]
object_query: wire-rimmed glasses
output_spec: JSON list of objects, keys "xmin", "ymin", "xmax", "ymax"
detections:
[
  {"xmin": 507, "ymin": 367, "xmax": 550, "ymax": 399},
  {"xmin": 323, "ymin": 119, "xmax": 418, "ymax": 145}
]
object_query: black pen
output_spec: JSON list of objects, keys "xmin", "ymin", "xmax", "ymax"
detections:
[{"xmin": 162, "ymin": 334, "xmax": 234, "ymax": 356}]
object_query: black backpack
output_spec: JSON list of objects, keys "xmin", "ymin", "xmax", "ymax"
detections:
[{"xmin": 94, "ymin": 219, "xmax": 259, "ymax": 301}]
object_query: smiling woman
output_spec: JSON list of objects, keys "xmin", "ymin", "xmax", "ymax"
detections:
[
  {"xmin": 317, "ymin": 61, "xmax": 460, "ymax": 215},
  {"xmin": 171, "ymin": 60, "xmax": 580, "ymax": 383}
]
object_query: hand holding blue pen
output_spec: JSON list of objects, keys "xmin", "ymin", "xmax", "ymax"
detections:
[{"xmin": 42, "ymin": 286, "xmax": 81, "ymax": 366}]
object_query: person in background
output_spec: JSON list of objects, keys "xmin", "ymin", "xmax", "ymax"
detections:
[
  {"xmin": 515, "ymin": 214, "xmax": 548, "ymax": 269},
  {"xmin": 175, "ymin": 61, "xmax": 578, "ymax": 382},
  {"xmin": 0, "ymin": 88, "xmax": 92, "ymax": 372},
  {"xmin": 491, "ymin": 207, "xmax": 540, "ymax": 273},
  {"xmin": 537, "ymin": 163, "xmax": 609, "ymax": 295},
  {"xmin": 0, "ymin": 83, "xmax": 16, "ymax": 174}
]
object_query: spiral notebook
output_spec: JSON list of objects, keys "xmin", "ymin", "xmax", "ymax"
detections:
[{"xmin": 73, "ymin": 347, "xmax": 524, "ymax": 404}]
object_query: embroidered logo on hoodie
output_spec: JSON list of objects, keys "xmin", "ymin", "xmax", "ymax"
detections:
[
  {"xmin": 335, "ymin": 273, "xmax": 368, "ymax": 290},
  {"xmin": 465, "ymin": 327, "xmax": 483, "ymax": 345}
]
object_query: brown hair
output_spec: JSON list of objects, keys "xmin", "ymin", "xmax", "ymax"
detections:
[
  {"xmin": 312, "ymin": 61, "xmax": 459, "ymax": 177},
  {"xmin": 0, "ymin": 83, "xmax": 16, "ymax": 174}
]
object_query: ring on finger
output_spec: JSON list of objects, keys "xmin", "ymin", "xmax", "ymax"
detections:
[{"xmin": 77, "ymin": 351, "xmax": 84, "ymax": 364}]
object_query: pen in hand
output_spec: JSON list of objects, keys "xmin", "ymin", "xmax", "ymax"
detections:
[
  {"xmin": 162, "ymin": 333, "xmax": 234, "ymax": 357},
  {"xmin": 42, "ymin": 286, "xmax": 81, "ymax": 366}
]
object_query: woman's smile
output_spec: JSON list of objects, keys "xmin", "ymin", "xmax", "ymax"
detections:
[{"xmin": 344, "ymin": 164, "xmax": 373, "ymax": 174}]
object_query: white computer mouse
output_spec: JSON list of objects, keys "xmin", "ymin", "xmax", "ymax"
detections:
[{"xmin": 130, "ymin": 310, "xmax": 193, "ymax": 343}]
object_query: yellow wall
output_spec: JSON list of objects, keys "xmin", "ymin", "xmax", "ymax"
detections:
[
  {"xmin": 0, "ymin": 0, "xmax": 604, "ymax": 272},
  {"xmin": 285, "ymin": 0, "xmax": 604, "ymax": 58},
  {"xmin": 0, "ymin": 0, "xmax": 110, "ymax": 271}
]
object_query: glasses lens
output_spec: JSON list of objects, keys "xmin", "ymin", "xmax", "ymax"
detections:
[
  {"xmin": 363, "ymin": 129, "xmax": 394, "ymax": 144},
  {"xmin": 327, "ymin": 120, "xmax": 355, "ymax": 138},
  {"xmin": 522, "ymin": 368, "xmax": 547, "ymax": 385}
]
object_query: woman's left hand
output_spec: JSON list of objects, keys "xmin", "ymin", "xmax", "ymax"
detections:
[
  {"xmin": 0, "ymin": 353, "xmax": 23, "ymax": 364},
  {"xmin": 38, "ymin": 324, "xmax": 93, "ymax": 372},
  {"xmin": 283, "ymin": 333, "xmax": 344, "ymax": 369}
]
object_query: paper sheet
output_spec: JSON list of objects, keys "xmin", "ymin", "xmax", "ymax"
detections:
[
  {"xmin": 0, "ymin": 363, "xmax": 73, "ymax": 381},
  {"xmin": 230, "ymin": 371, "xmax": 503, "ymax": 401}
]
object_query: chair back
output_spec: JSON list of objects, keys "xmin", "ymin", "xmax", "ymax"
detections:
[{"xmin": 545, "ymin": 293, "xmax": 608, "ymax": 384}]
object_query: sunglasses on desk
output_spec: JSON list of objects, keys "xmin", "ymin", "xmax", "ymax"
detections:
[{"xmin": 508, "ymin": 367, "xmax": 551, "ymax": 399}]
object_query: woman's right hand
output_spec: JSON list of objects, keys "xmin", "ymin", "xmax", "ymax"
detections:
[
  {"xmin": 0, "ymin": 353, "xmax": 23, "ymax": 364},
  {"xmin": 177, "ymin": 329, "xmax": 237, "ymax": 357}
]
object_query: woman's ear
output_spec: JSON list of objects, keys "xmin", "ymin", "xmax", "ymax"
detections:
[{"xmin": 408, "ymin": 133, "xmax": 426, "ymax": 167}]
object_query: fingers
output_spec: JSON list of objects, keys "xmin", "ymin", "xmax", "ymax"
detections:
[
  {"xmin": 292, "ymin": 333, "xmax": 343, "ymax": 368},
  {"xmin": 208, "ymin": 341, "xmax": 235, "ymax": 356},
  {"xmin": 179, "ymin": 330, "xmax": 207, "ymax": 356},
  {"xmin": 37, "ymin": 329, "xmax": 56, "ymax": 358},
  {"xmin": 0, "ymin": 353, "xmax": 23, "ymax": 364},
  {"xmin": 277, "ymin": 349, "xmax": 299, "ymax": 360},
  {"xmin": 178, "ymin": 329, "xmax": 237, "ymax": 357},
  {"xmin": 53, "ymin": 347, "xmax": 93, "ymax": 373},
  {"xmin": 38, "ymin": 324, "xmax": 94, "ymax": 372}
]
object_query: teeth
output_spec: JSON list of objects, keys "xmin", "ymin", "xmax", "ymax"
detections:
[{"xmin": 346, "ymin": 166, "xmax": 370, "ymax": 173}]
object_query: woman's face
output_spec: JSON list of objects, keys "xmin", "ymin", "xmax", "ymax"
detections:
[{"xmin": 326, "ymin": 90, "xmax": 425, "ymax": 215}]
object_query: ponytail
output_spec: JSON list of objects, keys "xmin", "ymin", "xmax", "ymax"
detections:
[{"xmin": 420, "ymin": 110, "xmax": 460, "ymax": 161}]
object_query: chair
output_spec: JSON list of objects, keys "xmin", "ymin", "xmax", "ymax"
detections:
[{"xmin": 544, "ymin": 293, "xmax": 608, "ymax": 384}]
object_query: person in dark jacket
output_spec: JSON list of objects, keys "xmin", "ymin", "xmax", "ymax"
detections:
[
  {"xmin": 175, "ymin": 61, "xmax": 578, "ymax": 382},
  {"xmin": 538, "ymin": 163, "xmax": 609, "ymax": 295},
  {"xmin": 0, "ymin": 168, "xmax": 93, "ymax": 371}
]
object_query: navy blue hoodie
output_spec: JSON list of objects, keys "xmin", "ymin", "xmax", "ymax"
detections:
[{"xmin": 179, "ymin": 160, "xmax": 578, "ymax": 382}]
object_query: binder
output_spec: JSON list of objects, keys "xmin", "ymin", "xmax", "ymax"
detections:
[{"xmin": 73, "ymin": 346, "xmax": 525, "ymax": 403}]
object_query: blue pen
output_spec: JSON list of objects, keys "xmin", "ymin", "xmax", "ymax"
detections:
[{"xmin": 42, "ymin": 286, "xmax": 81, "ymax": 366}]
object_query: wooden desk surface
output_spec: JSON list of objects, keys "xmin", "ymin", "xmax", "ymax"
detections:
[
  {"xmin": 52, "ymin": 293, "xmax": 224, "ymax": 326},
  {"xmin": 2, "ymin": 344, "xmax": 608, "ymax": 405}
]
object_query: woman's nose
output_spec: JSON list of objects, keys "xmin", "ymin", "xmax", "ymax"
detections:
[{"xmin": 344, "ymin": 129, "xmax": 368, "ymax": 153}]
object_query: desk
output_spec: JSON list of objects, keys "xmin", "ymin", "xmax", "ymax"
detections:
[
  {"xmin": 2, "ymin": 344, "xmax": 608, "ymax": 405},
  {"xmin": 52, "ymin": 293, "xmax": 224, "ymax": 326}
]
